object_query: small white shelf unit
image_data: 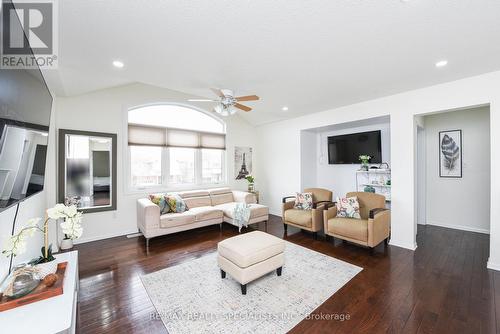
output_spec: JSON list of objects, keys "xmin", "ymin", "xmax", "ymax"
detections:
[{"xmin": 356, "ymin": 169, "xmax": 391, "ymax": 202}]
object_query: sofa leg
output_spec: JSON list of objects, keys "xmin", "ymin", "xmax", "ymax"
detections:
[
  {"xmin": 220, "ymin": 269, "xmax": 226, "ymax": 279},
  {"xmin": 384, "ymin": 238, "xmax": 388, "ymax": 246},
  {"xmin": 370, "ymin": 247, "xmax": 375, "ymax": 255},
  {"xmin": 325, "ymin": 235, "xmax": 331, "ymax": 242},
  {"xmin": 313, "ymin": 232, "xmax": 318, "ymax": 240},
  {"xmin": 146, "ymin": 238, "xmax": 150, "ymax": 254},
  {"xmin": 265, "ymin": 220, "xmax": 268, "ymax": 232},
  {"xmin": 241, "ymin": 284, "xmax": 247, "ymax": 295},
  {"xmin": 219, "ymin": 223, "xmax": 223, "ymax": 231},
  {"xmin": 276, "ymin": 267, "xmax": 282, "ymax": 276},
  {"xmin": 283, "ymin": 223, "xmax": 288, "ymax": 236}
]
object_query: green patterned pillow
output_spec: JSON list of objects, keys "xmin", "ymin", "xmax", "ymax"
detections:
[
  {"xmin": 148, "ymin": 193, "xmax": 170, "ymax": 215},
  {"xmin": 165, "ymin": 193, "xmax": 187, "ymax": 213}
]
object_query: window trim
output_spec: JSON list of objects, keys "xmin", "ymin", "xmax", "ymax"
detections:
[{"xmin": 124, "ymin": 103, "xmax": 227, "ymax": 194}]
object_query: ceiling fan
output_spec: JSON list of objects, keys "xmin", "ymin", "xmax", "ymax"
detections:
[{"xmin": 188, "ymin": 88, "xmax": 260, "ymax": 116}]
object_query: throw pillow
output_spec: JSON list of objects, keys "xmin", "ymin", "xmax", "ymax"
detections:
[
  {"xmin": 294, "ymin": 192, "xmax": 313, "ymax": 210},
  {"xmin": 336, "ymin": 196, "xmax": 361, "ymax": 219},
  {"xmin": 148, "ymin": 193, "xmax": 170, "ymax": 215},
  {"xmin": 165, "ymin": 193, "xmax": 187, "ymax": 213}
]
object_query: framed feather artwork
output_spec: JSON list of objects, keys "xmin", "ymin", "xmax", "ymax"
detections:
[{"xmin": 439, "ymin": 130, "xmax": 462, "ymax": 178}]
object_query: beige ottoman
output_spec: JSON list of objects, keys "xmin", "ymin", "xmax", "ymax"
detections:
[{"xmin": 217, "ymin": 231, "xmax": 285, "ymax": 295}]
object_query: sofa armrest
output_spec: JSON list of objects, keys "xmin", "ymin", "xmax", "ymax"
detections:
[
  {"xmin": 323, "ymin": 206, "xmax": 338, "ymax": 233},
  {"xmin": 368, "ymin": 209, "xmax": 390, "ymax": 247},
  {"xmin": 282, "ymin": 200, "xmax": 295, "ymax": 218},
  {"xmin": 232, "ymin": 190, "xmax": 256, "ymax": 204},
  {"xmin": 137, "ymin": 198, "xmax": 160, "ymax": 236}
]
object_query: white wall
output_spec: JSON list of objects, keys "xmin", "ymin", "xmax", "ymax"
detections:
[
  {"xmin": 53, "ymin": 83, "xmax": 257, "ymax": 244},
  {"xmin": 256, "ymin": 70, "xmax": 500, "ymax": 271},
  {"xmin": 424, "ymin": 106, "xmax": 490, "ymax": 234},
  {"xmin": 315, "ymin": 121, "xmax": 390, "ymax": 200}
]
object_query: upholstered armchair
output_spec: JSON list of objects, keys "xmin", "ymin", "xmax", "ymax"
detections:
[
  {"xmin": 282, "ymin": 188, "xmax": 334, "ymax": 239},
  {"xmin": 323, "ymin": 192, "xmax": 390, "ymax": 252}
]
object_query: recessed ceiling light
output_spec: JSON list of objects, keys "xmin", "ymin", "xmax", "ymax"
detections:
[
  {"xmin": 435, "ymin": 60, "xmax": 448, "ymax": 68},
  {"xmin": 112, "ymin": 60, "xmax": 124, "ymax": 68},
  {"xmin": 282, "ymin": 106, "xmax": 289, "ymax": 111}
]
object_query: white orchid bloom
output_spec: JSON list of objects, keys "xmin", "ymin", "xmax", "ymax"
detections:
[
  {"xmin": 64, "ymin": 205, "xmax": 78, "ymax": 217},
  {"xmin": 46, "ymin": 203, "xmax": 67, "ymax": 219}
]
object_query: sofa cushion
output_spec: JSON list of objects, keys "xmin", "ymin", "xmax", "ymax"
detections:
[
  {"xmin": 183, "ymin": 196, "xmax": 212, "ymax": 208},
  {"xmin": 328, "ymin": 217, "xmax": 368, "ymax": 242},
  {"xmin": 211, "ymin": 193, "xmax": 234, "ymax": 206},
  {"xmin": 284, "ymin": 209, "xmax": 312, "ymax": 227},
  {"xmin": 187, "ymin": 206, "xmax": 223, "ymax": 221},
  {"xmin": 160, "ymin": 211, "xmax": 196, "ymax": 228},
  {"xmin": 178, "ymin": 190, "xmax": 210, "ymax": 198},
  {"xmin": 215, "ymin": 202, "xmax": 268, "ymax": 219},
  {"xmin": 218, "ymin": 231, "xmax": 285, "ymax": 268},
  {"xmin": 208, "ymin": 187, "xmax": 232, "ymax": 195}
]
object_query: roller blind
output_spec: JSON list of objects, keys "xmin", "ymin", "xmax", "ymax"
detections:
[{"xmin": 128, "ymin": 124, "xmax": 226, "ymax": 149}]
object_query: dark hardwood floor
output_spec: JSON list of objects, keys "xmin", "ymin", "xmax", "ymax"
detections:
[{"xmin": 74, "ymin": 215, "xmax": 499, "ymax": 333}]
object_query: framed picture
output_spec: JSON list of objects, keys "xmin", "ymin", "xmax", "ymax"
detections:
[
  {"xmin": 439, "ymin": 130, "xmax": 462, "ymax": 178},
  {"xmin": 235, "ymin": 146, "xmax": 252, "ymax": 180}
]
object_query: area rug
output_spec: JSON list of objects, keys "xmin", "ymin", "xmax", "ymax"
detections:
[{"xmin": 141, "ymin": 241, "xmax": 362, "ymax": 334}]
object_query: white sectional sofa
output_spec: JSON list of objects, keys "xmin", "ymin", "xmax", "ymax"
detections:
[{"xmin": 137, "ymin": 187, "xmax": 269, "ymax": 252}]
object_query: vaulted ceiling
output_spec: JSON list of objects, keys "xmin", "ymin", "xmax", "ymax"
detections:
[{"xmin": 43, "ymin": 0, "xmax": 500, "ymax": 125}]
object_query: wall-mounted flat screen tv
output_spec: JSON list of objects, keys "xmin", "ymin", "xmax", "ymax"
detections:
[
  {"xmin": 0, "ymin": 1, "xmax": 53, "ymax": 212},
  {"xmin": 328, "ymin": 130, "xmax": 382, "ymax": 164}
]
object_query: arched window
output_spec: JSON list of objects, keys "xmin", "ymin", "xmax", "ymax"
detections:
[{"xmin": 127, "ymin": 104, "xmax": 226, "ymax": 190}]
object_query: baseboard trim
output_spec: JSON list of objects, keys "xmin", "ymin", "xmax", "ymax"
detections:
[
  {"xmin": 426, "ymin": 220, "xmax": 490, "ymax": 234},
  {"xmin": 388, "ymin": 240, "xmax": 417, "ymax": 251},
  {"xmin": 487, "ymin": 259, "xmax": 500, "ymax": 272},
  {"xmin": 74, "ymin": 229, "xmax": 140, "ymax": 244}
]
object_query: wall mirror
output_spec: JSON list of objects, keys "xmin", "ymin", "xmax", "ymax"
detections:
[{"xmin": 58, "ymin": 129, "xmax": 117, "ymax": 213}]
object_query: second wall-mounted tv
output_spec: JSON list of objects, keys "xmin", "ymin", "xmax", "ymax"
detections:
[{"xmin": 328, "ymin": 130, "xmax": 382, "ymax": 164}]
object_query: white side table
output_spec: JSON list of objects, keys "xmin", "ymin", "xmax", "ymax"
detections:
[{"xmin": 0, "ymin": 251, "xmax": 79, "ymax": 334}]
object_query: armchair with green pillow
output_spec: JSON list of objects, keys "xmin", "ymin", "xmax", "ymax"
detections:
[
  {"xmin": 323, "ymin": 192, "xmax": 390, "ymax": 252},
  {"xmin": 282, "ymin": 188, "xmax": 334, "ymax": 239}
]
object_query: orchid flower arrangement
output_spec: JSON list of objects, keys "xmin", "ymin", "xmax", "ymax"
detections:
[{"xmin": 2, "ymin": 204, "xmax": 83, "ymax": 262}]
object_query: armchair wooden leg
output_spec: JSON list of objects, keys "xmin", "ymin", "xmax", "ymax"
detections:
[
  {"xmin": 146, "ymin": 238, "xmax": 150, "ymax": 254},
  {"xmin": 241, "ymin": 284, "xmax": 247, "ymax": 295},
  {"xmin": 370, "ymin": 247, "xmax": 375, "ymax": 255},
  {"xmin": 384, "ymin": 238, "xmax": 388, "ymax": 245},
  {"xmin": 313, "ymin": 232, "xmax": 318, "ymax": 240},
  {"xmin": 276, "ymin": 267, "xmax": 282, "ymax": 276},
  {"xmin": 220, "ymin": 269, "xmax": 226, "ymax": 279},
  {"xmin": 283, "ymin": 223, "xmax": 288, "ymax": 236}
]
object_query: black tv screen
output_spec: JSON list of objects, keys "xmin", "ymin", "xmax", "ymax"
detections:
[
  {"xmin": 0, "ymin": 1, "xmax": 53, "ymax": 212},
  {"xmin": 328, "ymin": 130, "xmax": 382, "ymax": 164}
]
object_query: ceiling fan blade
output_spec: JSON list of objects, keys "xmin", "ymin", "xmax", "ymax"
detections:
[
  {"xmin": 187, "ymin": 99, "xmax": 217, "ymax": 102},
  {"xmin": 210, "ymin": 88, "xmax": 225, "ymax": 98},
  {"xmin": 235, "ymin": 95, "xmax": 260, "ymax": 102},
  {"xmin": 234, "ymin": 103, "xmax": 252, "ymax": 112}
]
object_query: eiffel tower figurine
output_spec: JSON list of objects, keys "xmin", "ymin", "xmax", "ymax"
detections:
[{"xmin": 236, "ymin": 153, "xmax": 249, "ymax": 179}]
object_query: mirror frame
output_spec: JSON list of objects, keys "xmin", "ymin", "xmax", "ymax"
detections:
[{"xmin": 58, "ymin": 129, "xmax": 117, "ymax": 213}]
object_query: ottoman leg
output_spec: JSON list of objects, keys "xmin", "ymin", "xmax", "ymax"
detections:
[
  {"xmin": 277, "ymin": 267, "xmax": 282, "ymax": 276},
  {"xmin": 220, "ymin": 269, "xmax": 226, "ymax": 279},
  {"xmin": 241, "ymin": 284, "xmax": 247, "ymax": 295}
]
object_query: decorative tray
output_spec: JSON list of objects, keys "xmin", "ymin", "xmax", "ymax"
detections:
[{"xmin": 0, "ymin": 261, "xmax": 67, "ymax": 312}]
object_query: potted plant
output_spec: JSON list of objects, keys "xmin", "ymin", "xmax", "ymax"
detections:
[
  {"xmin": 359, "ymin": 155, "xmax": 371, "ymax": 171},
  {"xmin": 2, "ymin": 204, "xmax": 83, "ymax": 278},
  {"xmin": 245, "ymin": 175, "xmax": 255, "ymax": 192}
]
